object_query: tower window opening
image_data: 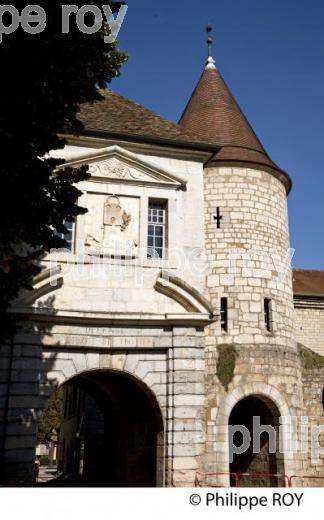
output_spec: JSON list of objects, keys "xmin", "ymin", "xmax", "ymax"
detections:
[
  {"xmin": 220, "ymin": 297, "xmax": 228, "ymax": 332},
  {"xmin": 264, "ymin": 298, "xmax": 273, "ymax": 333}
]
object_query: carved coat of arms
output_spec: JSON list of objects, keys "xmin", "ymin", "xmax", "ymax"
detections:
[
  {"xmin": 85, "ymin": 194, "xmax": 137, "ymax": 256},
  {"xmin": 103, "ymin": 195, "xmax": 131, "ymax": 231}
]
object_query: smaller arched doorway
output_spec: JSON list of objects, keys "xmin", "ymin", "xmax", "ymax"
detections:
[
  {"xmin": 40, "ymin": 370, "xmax": 164, "ymax": 487},
  {"xmin": 228, "ymin": 395, "xmax": 285, "ymax": 487}
]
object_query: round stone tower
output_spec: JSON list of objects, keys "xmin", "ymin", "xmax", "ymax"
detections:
[{"xmin": 179, "ymin": 30, "xmax": 303, "ymax": 485}]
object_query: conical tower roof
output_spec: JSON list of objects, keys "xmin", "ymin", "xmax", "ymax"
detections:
[{"xmin": 179, "ymin": 29, "xmax": 291, "ymax": 191}]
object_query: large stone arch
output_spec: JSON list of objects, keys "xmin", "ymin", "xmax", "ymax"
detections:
[
  {"xmin": 3, "ymin": 316, "xmax": 207, "ymax": 487},
  {"xmin": 41, "ymin": 349, "xmax": 167, "ymax": 420},
  {"xmin": 39, "ymin": 361, "xmax": 166, "ymax": 486},
  {"xmin": 214, "ymin": 382, "xmax": 295, "ymax": 485}
]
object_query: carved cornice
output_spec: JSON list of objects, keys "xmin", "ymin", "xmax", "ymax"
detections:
[
  {"xmin": 11, "ymin": 308, "xmax": 214, "ymax": 327},
  {"xmin": 59, "ymin": 145, "xmax": 188, "ymax": 190}
]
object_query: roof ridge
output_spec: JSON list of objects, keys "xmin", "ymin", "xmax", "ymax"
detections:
[{"xmin": 293, "ymin": 268, "xmax": 324, "ymax": 273}]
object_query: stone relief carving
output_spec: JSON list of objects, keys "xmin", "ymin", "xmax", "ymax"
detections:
[
  {"xmin": 103, "ymin": 195, "xmax": 131, "ymax": 231},
  {"xmin": 84, "ymin": 194, "xmax": 138, "ymax": 257},
  {"xmin": 89, "ymin": 159, "xmax": 141, "ymax": 180}
]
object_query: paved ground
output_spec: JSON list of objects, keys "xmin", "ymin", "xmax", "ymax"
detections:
[{"xmin": 37, "ymin": 466, "xmax": 58, "ymax": 484}]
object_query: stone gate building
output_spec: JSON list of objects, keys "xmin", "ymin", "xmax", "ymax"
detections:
[{"xmin": 1, "ymin": 38, "xmax": 324, "ymax": 487}]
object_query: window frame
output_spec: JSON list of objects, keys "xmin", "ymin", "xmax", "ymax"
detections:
[
  {"xmin": 147, "ymin": 199, "xmax": 168, "ymax": 260},
  {"xmin": 55, "ymin": 219, "xmax": 75, "ymax": 252}
]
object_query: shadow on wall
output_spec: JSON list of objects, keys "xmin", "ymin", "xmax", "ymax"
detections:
[
  {"xmin": 0, "ymin": 291, "xmax": 61, "ymax": 487},
  {"xmin": 1, "ymin": 285, "xmax": 165, "ymax": 488}
]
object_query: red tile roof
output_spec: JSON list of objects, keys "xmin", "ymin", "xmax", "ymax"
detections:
[
  {"xmin": 179, "ymin": 68, "xmax": 265, "ymax": 150},
  {"xmin": 78, "ymin": 89, "xmax": 215, "ymax": 150},
  {"xmin": 293, "ymin": 269, "xmax": 324, "ymax": 296},
  {"xmin": 76, "ymin": 70, "xmax": 291, "ymax": 190},
  {"xmin": 179, "ymin": 67, "xmax": 291, "ymax": 189}
]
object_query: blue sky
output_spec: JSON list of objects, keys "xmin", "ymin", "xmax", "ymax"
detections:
[{"xmin": 113, "ymin": 0, "xmax": 324, "ymax": 269}]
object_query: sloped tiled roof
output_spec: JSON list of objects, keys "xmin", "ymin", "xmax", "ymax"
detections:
[
  {"xmin": 293, "ymin": 269, "xmax": 324, "ymax": 296},
  {"xmin": 78, "ymin": 89, "xmax": 215, "ymax": 149},
  {"xmin": 76, "ymin": 70, "xmax": 291, "ymax": 191},
  {"xmin": 179, "ymin": 67, "xmax": 290, "ymax": 189},
  {"xmin": 179, "ymin": 68, "xmax": 265, "ymax": 150}
]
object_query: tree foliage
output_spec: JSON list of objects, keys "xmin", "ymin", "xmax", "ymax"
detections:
[
  {"xmin": 0, "ymin": 1, "xmax": 127, "ymax": 337},
  {"xmin": 37, "ymin": 387, "xmax": 64, "ymax": 446},
  {"xmin": 298, "ymin": 343, "xmax": 324, "ymax": 369}
]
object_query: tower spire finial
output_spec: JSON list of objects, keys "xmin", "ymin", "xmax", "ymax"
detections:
[{"xmin": 205, "ymin": 24, "xmax": 216, "ymax": 70}]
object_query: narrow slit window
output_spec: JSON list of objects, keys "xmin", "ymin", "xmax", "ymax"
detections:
[
  {"xmin": 220, "ymin": 297, "xmax": 228, "ymax": 332},
  {"xmin": 147, "ymin": 200, "xmax": 167, "ymax": 259},
  {"xmin": 264, "ymin": 298, "xmax": 272, "ymax": 332}
]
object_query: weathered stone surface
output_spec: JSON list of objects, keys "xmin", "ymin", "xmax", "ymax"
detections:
[{"xmin": 0, "ymin": 141, "xmax": 322, "ymax": 488}]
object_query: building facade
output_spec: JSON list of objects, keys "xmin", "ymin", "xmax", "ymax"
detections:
[{"xmin": 1, "ymin": 41, "xmax": 324, "ymax": 487}]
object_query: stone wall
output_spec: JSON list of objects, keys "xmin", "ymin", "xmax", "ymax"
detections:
[
  {"xmin": 202, "ymin": 344, "xmax": 303, "ymax": 485},
  {"xmin": 294, "ymin": 297, "xmax": 324, "ymax": 355},
  {"xmin": 0, "ymin": 142, "xmax": 213, "ymax": 487},
  {"xmin": 202, "ymin": 165, "xmax": 302, "ymax": 485},
  {"xmin": 0, "ymin": 322, "xmax": 207, "ymax": 487},
  {"xmin": 0, "ymin": 340, "xmax": 41, "ymax": 486},
  {"xmin": 204, "ymin": 166, "xmax": 295, "ymax": 350},
  {"xmin": 295, "ymin": 297, "xmax": 324, "ymax": 485},
  {"xmin": 45, "ymin": 144, "xmax": 208, "ymax": 307},
  {"xmin": 2, "ymin": 144, "xmax": 324, "ymax": 488},
  {"xmin": 299, "ymin": 366, "xmax": 324, "ymax": 486}
]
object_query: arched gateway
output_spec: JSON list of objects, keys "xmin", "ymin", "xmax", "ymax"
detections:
[
  {"xmin": 55, "ymin": 370, "xmax": 164, "ymax": 487},
  {"xmin": 229, "ymin": 395, "xmax": 285, "ymax": 487}
]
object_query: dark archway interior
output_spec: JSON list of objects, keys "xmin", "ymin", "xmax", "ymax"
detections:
[
  {"xmin": 229, "ymin": 395, "xmax": 285, "ymax": 487},
  {"xmin": 57, "ymin": 370, "xmax": 164, "ymax": 487}
]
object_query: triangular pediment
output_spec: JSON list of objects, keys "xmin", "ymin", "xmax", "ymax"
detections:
[{"xmin": 63, "ymin": 145, "xmax": 187, "ymax": 189}]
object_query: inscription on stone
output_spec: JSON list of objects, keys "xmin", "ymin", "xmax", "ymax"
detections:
[{"xmin": 42, "ymin": 334, "xmax": 154, "ymax": 349}]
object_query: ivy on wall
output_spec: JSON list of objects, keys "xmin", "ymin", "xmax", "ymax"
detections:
[
  {"xmin": 216, "ymin": 344, "xmax": 238, "ymax": 391},
  {"xmin": 298, "ymin": 344, "xmax": 324, "ymax": 370}
]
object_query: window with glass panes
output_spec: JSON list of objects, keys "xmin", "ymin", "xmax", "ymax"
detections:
[
  {"xmin": 147, "ymin": 201, "xmax": 167, "ymax": 259},
  {"xmin": 55, "ymin": 219, "xmax": 74, "ymax": 251}
]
